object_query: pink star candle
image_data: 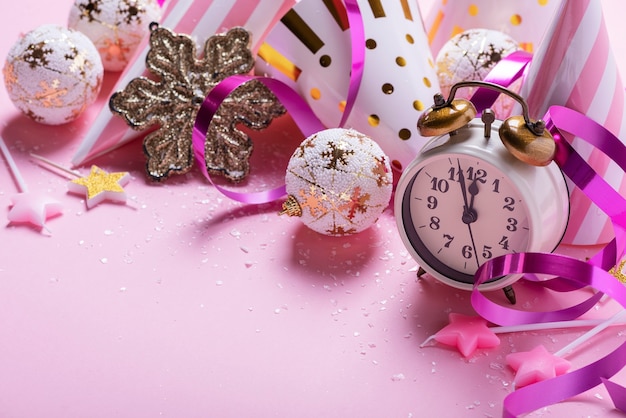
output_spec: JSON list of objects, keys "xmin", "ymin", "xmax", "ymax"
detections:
[
  {"xmin": 506, "ymin": 345, "xmax": 572, "ymax": 388},
  {"xmin": 0, "ymin": 136, "xmax": 62, "ymax": 232},
  {"xmin": 422, "ymin": 310, "xmax": 626, "ymax": 359},
  {"xmin": 427, "ymin": 313, "xmax": 500, "ymax": 358}
]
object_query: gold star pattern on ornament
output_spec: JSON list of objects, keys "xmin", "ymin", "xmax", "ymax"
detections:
[
  {"xmin": 68, "ymin": 165, "xmax": 130, "ymax": 209},
  {"xmin": 298, "ymin": 186, "xmax": 328, "ymax": 218},
  {"xmin": 35, "ymin": 80, "xmax": 67, "ymax": 108},
  {"xmin": 109, "ymin": 24, "xmax": 285, "ymax": 182},
  {"xmin": 372, "ymin": 156, "xmax": 391, "ymax": 187},
  {"xmin": 120, "ymin": 0, "xmax": 142, "ymax": 25},
  {"xmin": 78, "ymin": 0, "xmax": 102, "ymax": 22},
  {"xmin": 23, "ymin": 42, "xmax": 52, "ymax": 69},
  {"xmin": 322, "ymin": 140, "xmax": 354, "ymax": 170},
  {"xmin": 339, "ymin": 186, "xmax": 370, "ymax": 220}
]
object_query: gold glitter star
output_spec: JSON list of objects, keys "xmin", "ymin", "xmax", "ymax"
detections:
[
  {"xmin": 609, "ymin": 259, "xmax": 626, "ymax": 285},
  {"xmin": 68, "ymin": 165, "xmax": 130, "ymax": 209}
]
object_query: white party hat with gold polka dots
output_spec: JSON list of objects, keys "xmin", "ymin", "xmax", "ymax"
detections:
[{"xmin": 256, "ymin": 0, "xmax": 440, "ymax": 177}]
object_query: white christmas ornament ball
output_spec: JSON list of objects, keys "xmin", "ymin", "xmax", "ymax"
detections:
[
  {"xmin": 68, "ymin": 0, "xmax": 162, "ymax": 72},
  {"xmin": 3, "ymin": 24, "xmax": 103, "ymax": 125},
  {"xmin": 284, "ymin": 128, "xmax": 393, "ymax": 236},
  {"xmin": 436, "ymin": 28, "xmax": 520, "ymax": 118}
]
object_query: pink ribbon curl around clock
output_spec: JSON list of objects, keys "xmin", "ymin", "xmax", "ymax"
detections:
[{"xmin": 471, "ymin": 105, "xmax": 626, "ymax": 417}]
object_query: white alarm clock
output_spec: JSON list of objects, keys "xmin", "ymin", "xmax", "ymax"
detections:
[{"xmin": 395, "ymin": 81, "xmax": 570, "ymax": 299}]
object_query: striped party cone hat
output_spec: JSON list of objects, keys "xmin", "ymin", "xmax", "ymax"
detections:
[{"xmin": 520, "ymin": 0, "xmax": 626, "ymax": 246}]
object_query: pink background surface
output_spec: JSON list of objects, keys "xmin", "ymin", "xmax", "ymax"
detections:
[{"xmin": 1, "ymin": 0, "xmax": 626, "ymax": 417}]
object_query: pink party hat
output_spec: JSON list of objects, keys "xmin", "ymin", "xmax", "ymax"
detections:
[
  {"xmin": 520, "ymin": 0, "xmax": 626, "ymax": 246},
  {"xmin": 71, "ymin": 0, "xmax": 295, "ymax": 167}
]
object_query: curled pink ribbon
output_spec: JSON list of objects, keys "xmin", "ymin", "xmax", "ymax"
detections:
[
  {"xmin": 470, "ymin": 50, "xmax": 533, "ymax": 113},
  {"xmin": 192, "ymin": 75, "xmax": 324, "ymax": 204},
  {"xmin": 471, "ymin": 105, "xmax": 626, "ymax": 416},
  {"xmin": 192, "ymin": 0, "xmax": 363, "ymax": 203}
]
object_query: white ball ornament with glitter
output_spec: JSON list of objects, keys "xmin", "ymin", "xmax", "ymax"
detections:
[
  {"xmin": 282, "ymin": 128, "xmax": 393, "ymax": 236},
  {"xmin": 68, "ymin": 0, "xmax": 162, "ymax": 72},
  {"xmin": 3, "ymin": 24, "xmax": 103, "ymax": 125},
  {"xmin": 435, "ymin": 28, "xmax": 521, "ymax": 118}
]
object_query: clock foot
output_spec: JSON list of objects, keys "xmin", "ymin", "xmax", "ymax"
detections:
[
  {"xmin": 417, "ymin": 267, "xmax": 427, "ymax": 278},
  {"xmin": 503, "ymin": 285, "xmax": 516, "ymax": 305}
]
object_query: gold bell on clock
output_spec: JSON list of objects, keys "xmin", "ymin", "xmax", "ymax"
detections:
[{"xmin": 418, "ymin": 80, "xmax": 556, "ymax": 167}]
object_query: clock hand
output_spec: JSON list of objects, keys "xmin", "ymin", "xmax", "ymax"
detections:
[
  {"xmin": 466, "ymin": 218, "xmax": 482, "ymax": 270},
  {"xmin": 457, "ymin": 160, "xmax": 479, "ymax": 224},
  {"xmin": 466, "ymin": 178, "xmax": 479, "ymax": 221},
  {"xmin": 456, "ymin": 160, "xmax": 472, "ymax": 221}
]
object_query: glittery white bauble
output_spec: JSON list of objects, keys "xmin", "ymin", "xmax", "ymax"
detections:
[
  {"xmin": 436, "ymin": 28, "xmax": 520, "ymax": 118},
  {"xmin": 284, "ymin": 128, "xmax": 393, "ymax": 236},
  {"xmin": 68, "ymin": 0, "xmax": 162, "ymax": 72},
  {"xmin": 3, "ymin": 24, "xmax": 103, "ymax": 125}
]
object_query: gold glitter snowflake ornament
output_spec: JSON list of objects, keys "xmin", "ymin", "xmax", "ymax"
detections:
[{"xmin": 109, "ymin": 24, "xmax": 285, "ymax": 182}]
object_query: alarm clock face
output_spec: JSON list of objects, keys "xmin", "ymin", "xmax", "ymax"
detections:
[{"xmin": 399, "ymin": 153, "xmax": 530, "ymax": 286}]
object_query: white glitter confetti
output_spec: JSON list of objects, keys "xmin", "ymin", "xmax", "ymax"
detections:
[{"xmin": 391, "ymin": 373, "xmax": 405, "ymax": 381}]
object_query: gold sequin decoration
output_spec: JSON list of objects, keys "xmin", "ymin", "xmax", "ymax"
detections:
[
  {"xmin": 609, "ymin": 259, "xmax": 626, "ymax": 285},
  {"xmin": 109, "ymin": 25, "xmax": 285, "ymax": 182}
]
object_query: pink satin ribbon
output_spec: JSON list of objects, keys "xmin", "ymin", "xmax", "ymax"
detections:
[
  {"xmin": 470, "ymin": 50, "xmax": 533, "ymax": 113},
  {"xmin": 192, "ymin": 0, "xmax": 363, "ymax": 203},
  {"xmin": 472, "ymin": 105, "xmax": 626, "ymax": 416},
  {"xmin": 338, "ymin": 0, "xmax": 364, "ymax": 128},
  {"xmin": 192, "ymin": 75, "xmax": 324, "ymax": 204}
]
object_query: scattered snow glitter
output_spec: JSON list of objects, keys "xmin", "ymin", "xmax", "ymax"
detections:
[{"xmin": 391, "ymin": 373, "xmax": 406, "ymax": 381}]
